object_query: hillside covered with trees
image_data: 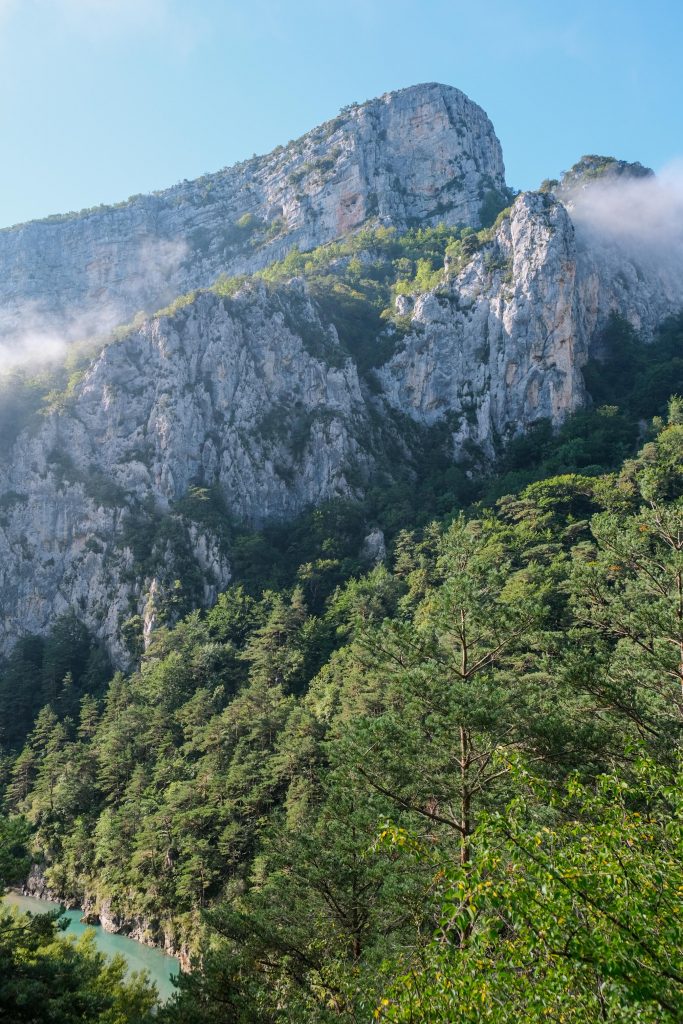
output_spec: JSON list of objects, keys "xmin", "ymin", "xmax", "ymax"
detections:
[{"xmin": 1, "ymin": 300, "xmax": 681, "ymax": 1019}]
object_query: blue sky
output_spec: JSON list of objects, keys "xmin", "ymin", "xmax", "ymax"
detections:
[{"xmin": 0, "ymin": 0, "xmax": 681, "ymax": 228}]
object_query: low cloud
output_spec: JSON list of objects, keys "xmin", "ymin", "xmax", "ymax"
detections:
[
  {"xmin": 0, "ymin": 329, "xmax": 68, "ymax": 373},
  {"xmin": 0, "ymin": 301, "xmax": 112, "ymax": 375},
  {"xmin": 131, "ymin": 237, "xmax": 189, "ymax": 307},
  {"xmin": 0, "ymin": 235, "xmax": 189, "ymax": 374},
  {"xmin": 565, "ymin": 162, "xmax": 683, "ymax": 271}
]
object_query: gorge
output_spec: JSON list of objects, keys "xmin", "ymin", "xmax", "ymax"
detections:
[{"xmin": 1, "ymin": 81, "xmax": 682, "ymax": 1024}]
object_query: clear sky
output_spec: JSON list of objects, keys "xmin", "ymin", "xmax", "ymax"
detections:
[{"xmin": 0, "ymin": 0, "xmax": 681, "ymax": 228}]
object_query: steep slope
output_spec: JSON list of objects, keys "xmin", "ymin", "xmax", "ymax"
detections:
[
  {"xmin": 0, "ymin": 89, "xmax": 681, "ymax": 664},
  {"xmin": 0, "ymin": 284, "xmax": 372, "ymax": 664},
  {"xmin": 0, "ymin": 83, "xmax": 507, "ymax": 341},
  {"xmin": 380, "ymin": 193, "xmax": 585, "ymax": 442},
  {"xmin": 380, "ymin": 187, "xmax": 682, "ymax": 448},
  {"xmin": 1, "ymin": 180, "xmax": 679, "ymax": 662}
]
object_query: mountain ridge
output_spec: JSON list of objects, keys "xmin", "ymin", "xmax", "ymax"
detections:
[
  {"xmin": 0, "ymin": 83, "xmax": 496, "ymax": 234},
  {"xmin": 0, "ymin": 82, "xmax": 508, "ymax": 342},
  {"xmin": 0, "ymin": 84, "xmax": 680, "ymax": 663}
]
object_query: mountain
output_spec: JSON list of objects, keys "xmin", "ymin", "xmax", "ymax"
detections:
[
  {"xmin": 0, "ymin": 83, "xmax": 507, "ymax": 340},
  {"xmin": 1, "ymin": 84, "xmax": 683, "ymax": 1021},
  {"xmin": 0, "ymin": 83, "xmax": 680, "ymax": 664}
]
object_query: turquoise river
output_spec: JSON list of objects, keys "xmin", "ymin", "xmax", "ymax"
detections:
[{"xmin": 3, "ymin": 891, "xmax": 180, "ymax": 1002}]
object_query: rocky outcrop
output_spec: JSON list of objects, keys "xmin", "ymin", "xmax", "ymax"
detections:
[
  {"xmin": 23, "ymin": 862, "xmax": 79, "ymax": 908},
  {"xmin": 97, "ymin": 898, "xmax": 187, "ymax": 965},
  {"xmin": 379, "ymin": 188, "xmax": 682, "ymax": 453},
  {"xmin": 379, "ymin": 193, "xmax": 586, "ymax": 451},
  {"xmin": 0, "ymin": 181, "xmax": 680, "ymax": 662},
  {"xmin": 361, "ymin": 528, "xmax": 387, "ymax": 564},
  {"xmin": 0, "ymin": 83, "xmax": 507, "ymax": 341},
  {"xmin": 555, "ymin": 157, "xmax": 683, "ymax": 340},
  {"xmin": 23, "ymin": 863, "xmax": 53, "ymax": 901},
  {"xmin": 20, "ymin": 867, "xmax": 189, "ymax": 967}
]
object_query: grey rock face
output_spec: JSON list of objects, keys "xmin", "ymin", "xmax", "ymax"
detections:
[
  {"xmin": 0, "ymin": 83, "xmax": 506, "ymax": 339},
  {"xmin": 379, "ymin": 193, "xmax": 586, "ymax": 450},
  {"xmin": 570, "ymin": 222, "xmax": 683, "ymax": 344},
  {"xmin": 379, "ymin": 189, "xmax": 682, "ymax": 453},
  {"xmin": 1, "ymin": 184, "xmax": 680, "ymax": 663},
  {"xmin": 0, "ymin": 284, "xmax": 375, "ymax": 662},
  {"xmin": 553, "ymin": 158, "xmax": 683, "ymax": 340},
  {"xmin": 361, "ymin": 528, "xmax": 387, "ymax": 564}
]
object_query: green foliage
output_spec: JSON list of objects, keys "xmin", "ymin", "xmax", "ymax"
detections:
[
  {"xmin": 0, "ymin": 615, "xmax": 111, "ymax": 751},
  {"xmin": 1, "ymin": 266, "xmax": 682, "ymax": 1021},
  {"xmin": 155, "ymin": 290, "xmax": 200, "ymax": 318},
  {"xmin": 378, "ymin": 755, "xmax": 683, "ymax": 1022},
  {"xmin": 0, "ymin": 813, "xmax": 30, "ymax": 886},
  {"xmin": 393, "ymin": 256, "xmax": 443, "ymax": 295},
  {"xmin": 584, "ymin": 311, "xmax": 683, "ymax": 418},
  {"xmin": 473, "ymin": 314, "xmax": 683, "ymax": 504},
  {"xmin": 478, "ymin": 188, "xmax": 511, "ymax": 228},
  {"xmin": 1, "ymin": 409, "xmax": 678, "ymax": 1024},
  {"xmin": 235, "ymin": 212, "xmax": 258, "ymax": 231},
  {"xmin": 0, "ymin": 908, "xmax": 158, "ymax": 1022},
  {"xmin": 165, "ymin": 776, "xmax": 427, "ymax": 1022},
  {"xmin": 226, "ymin": 498, "xmax": 368, "ymax": 606},
  {"xmin": 174, "ymin": 485, "xmax": 233, "ymax": 544},
  {"xmin": 0, "ymin": 337, "xmax": 104, "ymax": 450},
  {"xmin": 561, "ymin": 155, "xmax": 652, "ymax": 187},
  {"xmin": 0, "ymin": 811, "xmax": 158, "ymax": 1021},
  {"xmin": 252, "ymin": 220, "xmax": 507, "ymax": 371},
  {"xmin": 483, "ymin": 406, "xmax": 639, "ymax": 502},
  {"xmin": 211, "ymin": 272, "xmax": 248, "ymax": 298}
]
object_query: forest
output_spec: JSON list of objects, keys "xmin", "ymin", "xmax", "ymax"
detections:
[{"xmin": 0, "ymin": 309, "xmax": 682, "ymax": 1022}]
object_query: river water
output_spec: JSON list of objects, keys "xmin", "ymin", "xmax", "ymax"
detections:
[{"xmin": 3, "ymin": 891, "xmax": 180, "ymax": 1002}]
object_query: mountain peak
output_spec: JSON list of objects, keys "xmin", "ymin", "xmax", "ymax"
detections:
[
  {"xmin": 0, "ymin": 83, "xmax": 507, "ymax": 337},
  {"xmin": 560, "ymin": 154, "xmax": 654, "ymax": 189}
]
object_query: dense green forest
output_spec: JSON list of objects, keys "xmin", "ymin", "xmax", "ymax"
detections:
[{"xmin": 1, "ymin": 300, "xmax": 682, "ymax": 1019}]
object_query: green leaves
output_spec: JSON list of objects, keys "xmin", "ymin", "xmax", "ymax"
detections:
[
  {"xmin": 379, "ymin": 755, "xmax": 683, "ymax": 1022},
  {"xmin": 569, "ymin": 495, "xmax": 683, "ymax": 749},
  {"xmin": 2, "ymin": 387, "xmax": 682, "ymax": 1022},
  {"xmin": 0, "ymin": 813, "xmax": 30, "ymax": 886},
  {"xmin": 0, "ymin": 906, "xmax": 158, "ymax": 1023}
]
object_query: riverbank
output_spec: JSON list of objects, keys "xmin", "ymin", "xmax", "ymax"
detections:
[
  {"xmin": 3, "ymin": 890, "xmax": 180, "ymax": 1002},
  {"xmin": 21, "ymin": 863, "xmax": 191, "ymax": 969}
]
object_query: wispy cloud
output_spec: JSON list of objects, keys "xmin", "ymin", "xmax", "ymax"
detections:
[
  {"xmin": 0, "ymin": 329, "xmax": 68, "ymax": 374},
  {"xmin": 0, "ymin": 235, "xmax": 189, "ymax": 373},
  {"xmin": 560, "ymin": 160, "xmax": 683, "ymax": 323},
  {"xmin": 567, "ymin": 162, "xmax": 683, "ymax": 264}
]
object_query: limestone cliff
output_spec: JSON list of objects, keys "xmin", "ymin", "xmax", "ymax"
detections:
[
  {"xmin": 0, "ymin": 90, "xmax": 680, "ymax": 662},
  {"xmin": 379, "ymin": 193, "xmax": 586, "ymax": 447},
  {"xmin": 379, "ymin": 187, "xmax": 681, "ymax": 450},
  {"xmin": 0, "ymin": 83, "xmax": 507, "ymax": 341},
  {"xmin": 0, "ymin": 284, "xmax": 372, "ymax": 663}
]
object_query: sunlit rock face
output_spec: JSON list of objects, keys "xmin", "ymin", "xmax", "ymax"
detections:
[
  {"xmin": 378, "ymin": 193, "xmax": 586, "ymax": 451},
  {"xmin": 378, "ymin": 183, "xmax": 682, "ymax": 453},
  {"xmin": 0, "ymin": 83, "xmax": 507, "ymax": 339},
  {"xmin": 552, "ymin": 155, "xmax": 683, "ymax": 341}
]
